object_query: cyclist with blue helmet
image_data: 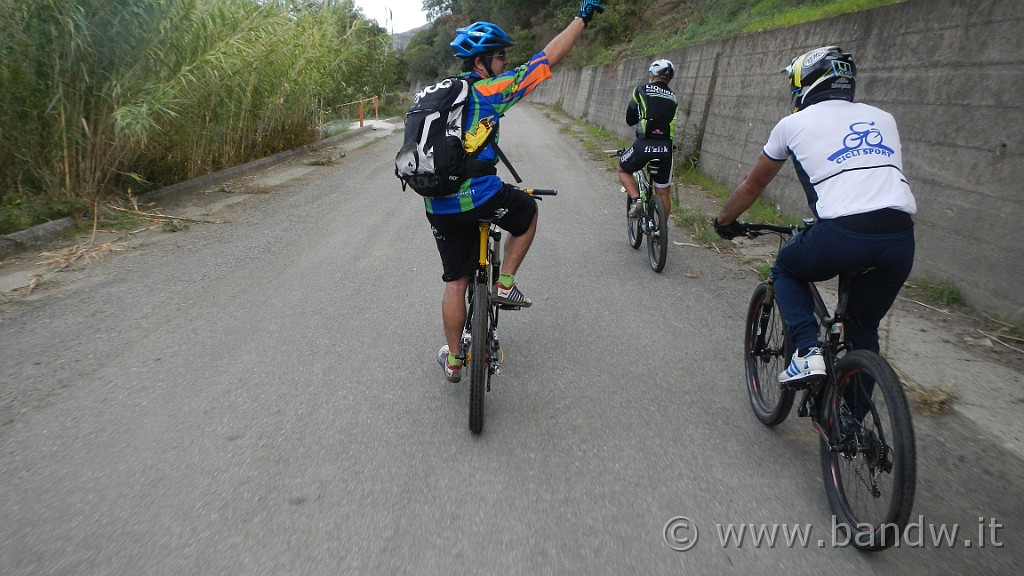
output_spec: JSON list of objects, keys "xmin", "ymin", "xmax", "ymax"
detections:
[
  {"xmin": 433, "ymin": 1, "xmax": 605, "ymax": 383},
  {"xmin": 714, "ymin": 46, "xmax": 917, "ymax": 385}
]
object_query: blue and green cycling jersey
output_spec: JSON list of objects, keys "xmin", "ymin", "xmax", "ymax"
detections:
[{"xmin": 424, "ymin": 52, "xmax": 553, "ymax": 215}]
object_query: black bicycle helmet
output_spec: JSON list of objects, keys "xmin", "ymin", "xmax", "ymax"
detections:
[
  {"xmin": 784, "ymin": 46, "xmax": 856, "ymax": 112},
  {"xmin": 648, "ymin": 59, "xmax": 675, "ymax": 81},
  {"xmin": 450, "ymin": 21, "xmax": 514, "ymax": 58}
]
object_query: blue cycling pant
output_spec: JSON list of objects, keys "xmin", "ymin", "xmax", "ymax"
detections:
[{"xmin": 772, "ymin": 219, "xmax": 915, "ymax": 354}]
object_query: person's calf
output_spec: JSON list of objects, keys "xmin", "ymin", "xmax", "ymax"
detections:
[{"xmin": 619, "ymin": 171, "xmax": 639, "ymax": 199}]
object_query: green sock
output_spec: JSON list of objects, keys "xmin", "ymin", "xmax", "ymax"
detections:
[
  {"xmin": 498, "ymin": 273, "xmax": 514, "ymax": 288},
  {"xmin": 447, "ymin": 352, "xmax": 462, "ymax": 367}
]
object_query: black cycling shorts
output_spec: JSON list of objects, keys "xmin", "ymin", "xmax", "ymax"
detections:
[
  {"xmin": 426, "ymin": 184, "xmax": 538, "ymax": 282},
  {"xmin": 619, "ymin": 139, "xmax": 673, "ymax": 187}
]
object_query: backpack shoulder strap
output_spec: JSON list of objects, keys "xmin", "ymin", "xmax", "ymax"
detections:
[
  {"xmin": 490, "ymin": 140, "xmax": 522, "ymax": 183},
  {"xmin": 461, "ymin": 76, "xmax": 522, "ymax": 183}
]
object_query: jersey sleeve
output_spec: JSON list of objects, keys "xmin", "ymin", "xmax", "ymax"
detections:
[
  {"xmin": 472, "ymin": 52, "xmax": 553, "ymax": 115},
  {"xmin": 626, "ymin": 87, "xmax": 641, "ymax": 126},
  {"xmin": 762, "ymin": 117, "xmax": 790, "ymax": 161}
]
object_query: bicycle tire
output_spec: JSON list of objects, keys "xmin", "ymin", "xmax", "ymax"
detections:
[
  {"xmin": 820, "ymin": 350, "xmax": 916, "ymax": 551},
  {"xmin": 468, "ymin": 280, "xmax": 489, "ymax": 434},
  {"xmin": 626, "ymin": 182, "xmax": 643, "ymax": 250},
  {"xmin": 743, "ymin": 282, "xmax": 795, "ymax": 425},
  {"xmin": 646, "ymin": 194, "xmax": 668, "ymax": 272}
]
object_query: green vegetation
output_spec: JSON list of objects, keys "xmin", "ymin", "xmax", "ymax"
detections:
[
  {"xmin": 1, "ymin": 0, "xmax": 403, "ymax": 235},
  {"xmin": 1, "ymin": 0, "xmax": 907, "ymax": 236},
  {"xmin": 675, "ymin": 162, "xmax": 798, "ymax": 227},
  {"xmin": 0, "ymin": 193, "xmax": 87, "ymax": 236},
  {"xmin": 911, "ymin": 276, "xmax": 965, "ymax": 308},
  {"xmin": 407, "ymin": 0, "xmax": 907, "ymax": 80},
  {"xmin": 608, "ymin": 0, "xmax": 907, "ymax": 63}
]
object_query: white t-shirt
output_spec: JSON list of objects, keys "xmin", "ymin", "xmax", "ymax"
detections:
[{"xmin": 763, "ymin": 100, "xmax": 916, "ymax": 219}]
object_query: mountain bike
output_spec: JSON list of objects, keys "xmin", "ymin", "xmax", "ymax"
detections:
[
  {"xmin": 739, "ymin": 220, "xmax": 916, "ymax": 551},
  {"xmin": 608, "ymin": 150, "xmax": 667, "ymax": 272},
  {"xmin": 462, "ymin": 187, "xmax": 556, "ymax": 435}
]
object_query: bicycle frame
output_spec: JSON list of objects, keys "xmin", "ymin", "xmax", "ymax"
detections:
[
  {"xmin": 795, "ymin": 274, "xmax": 850, "ymax": 424},
  {"xmin": 464, "ymin": 220, "xmax": 503, "ymax": 383},
  {"xmin": 751, "ymin": 224, "xmax": 900, "ymax": 469},
  {"xmin": 462, "ymin": 187, "xmax": 556, "ymax": 434},
  {"xmin": 746, "ymin": 223, "xmax": 861, "ymax": 429},
  {"xmin": 633, "ymin": 160, "xmax": 661, "ymax": 218}
]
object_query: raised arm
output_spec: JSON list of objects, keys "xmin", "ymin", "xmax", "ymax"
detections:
[{"xmin": 543, "ymin": 0, "xmax": 604, "ymax": 67}]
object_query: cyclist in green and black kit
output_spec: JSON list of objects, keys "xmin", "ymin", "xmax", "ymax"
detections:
[{"xmin": 619, "ymin": 59, "xmax": 678, "ymax": 220}]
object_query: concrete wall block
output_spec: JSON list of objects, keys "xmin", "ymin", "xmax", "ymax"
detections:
[{"xmin": 530, "ymin": 0, "xmax": 1022, "ymax": 322}]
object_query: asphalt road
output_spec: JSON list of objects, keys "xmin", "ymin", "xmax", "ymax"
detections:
[{"xmin": 0, "ymin": 105, "xmax": 1021, "ymax": 575}]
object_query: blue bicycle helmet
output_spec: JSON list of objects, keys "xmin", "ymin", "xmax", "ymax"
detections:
[{"xmin": 450, "ymin": 21, "xmax": 514, "ymax": 58}]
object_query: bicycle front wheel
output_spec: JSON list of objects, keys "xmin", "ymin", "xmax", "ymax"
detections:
[
  {"xmin": 468, "ymin": 281, "xmax": 489, "ymax": 435},
  {"xmin": 646, "ymin": 194, "xmax": 668, "ymax": 272},
  {"xmin": 820, "ymin": 350, "xmax": 916, "ymax": 551},
  {"xmin": 743, "ymin": 282, "xmax": 795, "ymax": 425}
]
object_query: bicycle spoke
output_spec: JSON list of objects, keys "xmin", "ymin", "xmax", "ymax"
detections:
[
  {"xmin": 822, "ymin": 351, "xmax": 916, "ymax": 550},
  {"xmin": 743, "ymin": 283, "xmax": 794, "ymax": 425},
  {"xmin": 647, "ymin": 195, "xmax": 667, "ymax": 272},
  {"xmin": 626, "ymin": 192, "xmax": 642, "ymax": 249}
]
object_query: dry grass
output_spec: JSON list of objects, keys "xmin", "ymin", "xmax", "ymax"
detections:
[
  {"xmin": 9, "ymin": 198, "xmax": 226, "ymax": 296},
  {"xmin": 8, "ymin": 274, "xmax": 45, "ymax": 297},
  {"xmin": 36, "ymin": 242, "xmax": 124, "ymax": 273},
  {"xmin": 896, "ymin": 365, "xmax": 956, "ymax": 416},
  {"xmin": 107, "ymin": 204, "xmax": 226, "ymax": 225}
]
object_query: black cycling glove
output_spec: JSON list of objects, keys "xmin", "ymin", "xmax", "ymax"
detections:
[
  {"xmin": 713, "ymin": 218, "xmax": 747, "ymax": 240},
  {"xmin": 578, "ymin": 0, "xmax": 605, "ymax": 24}
]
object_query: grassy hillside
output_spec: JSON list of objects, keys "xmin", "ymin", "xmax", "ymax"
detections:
[
  {"xmin": 590, "ymin": 0, "xmax": 907, "ymax": 63},
  {"xmin": 403, "ymin": 0, "xmax": 907, "ymax": 82}
]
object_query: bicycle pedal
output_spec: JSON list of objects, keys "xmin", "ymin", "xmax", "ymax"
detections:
[
  {"xmin": 780, "ymin": 376, "xmax": 824, "ymax": 392},
  {"xmin": 497, "ymin": 304, "xmax": 522, "ymax": 310}
]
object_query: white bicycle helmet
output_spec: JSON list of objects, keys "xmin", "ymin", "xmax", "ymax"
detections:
[{"xmin": 649, "ymin": 59, "xmax": 675, "ymax": 81}]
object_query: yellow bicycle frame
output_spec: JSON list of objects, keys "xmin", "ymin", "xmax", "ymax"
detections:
[{"xmin": 477, "ymin": 222, "xmax": 491, "ymax": 269}]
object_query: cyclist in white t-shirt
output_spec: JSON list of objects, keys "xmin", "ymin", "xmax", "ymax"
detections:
[{"xmin": 713, "ymin": 46, "xmax": 916, "ymax": 384}]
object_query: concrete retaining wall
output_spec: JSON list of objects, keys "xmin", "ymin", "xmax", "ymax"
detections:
[{"xmin": 533, "ymin": 0, "xmax": 1024, "ymax": 323}]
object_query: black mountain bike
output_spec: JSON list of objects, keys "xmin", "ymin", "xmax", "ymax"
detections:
[
  {"xmin": 740, "ymin": 220, "xmax": 916, "ymax": 551},
  {"xmin": 462, "ymin": 187, "xmax": 556, "ymax": 435},
  {"xmin": 608, "ymin": 150, "xmax": 667, "ymax": 272}
]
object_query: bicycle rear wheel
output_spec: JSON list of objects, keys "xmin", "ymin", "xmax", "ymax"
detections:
[
  {"xmin": 626, "ymin": 193, "xmax": 642, "ymax": 249},
  {"xmin": 468, "ymin": 281, "xmax": 489, "ymax": 435},
  {"xmin": 820, "ymin": 350, "xmax": 916, "ymax": 551},
  {"xmin": 646, "ymin": 194, "xmax": 668, "ymax": 272},
  {"xmin": 743, "ymin": 282, "xmax": 795, "ymax": 425}
]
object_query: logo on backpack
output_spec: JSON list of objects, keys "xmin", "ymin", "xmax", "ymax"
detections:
[{"xmin": 395, "ymin": 78, "xmax": 473, "ymax": 197}]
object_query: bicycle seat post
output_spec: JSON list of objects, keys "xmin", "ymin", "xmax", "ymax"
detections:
[{"xmin": 490, "ymin": 227, "xmax": 502, "ymax": 280}]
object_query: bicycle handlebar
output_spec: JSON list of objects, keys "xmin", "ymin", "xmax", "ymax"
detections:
[
  {"xmin": 520, "ymin": 187, "xmax": 557, "ymax": 197},
  {"xmin": 740, "ymin": 221, "xmax": 801, "ymax": 239}
]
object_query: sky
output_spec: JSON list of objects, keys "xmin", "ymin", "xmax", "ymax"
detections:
[{"xmin": 353, "ymin": 0, "xmax": 430, "ymax": 34}]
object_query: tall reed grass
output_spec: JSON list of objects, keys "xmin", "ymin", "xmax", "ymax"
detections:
[{"xmin": 0, "ymin": 0, "xmax": 401, "ymax": 231}]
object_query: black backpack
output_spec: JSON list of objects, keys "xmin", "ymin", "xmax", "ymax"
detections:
[{"xmin": 395, "ymin": 77, "xmax": 519, "ymax": 197}]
